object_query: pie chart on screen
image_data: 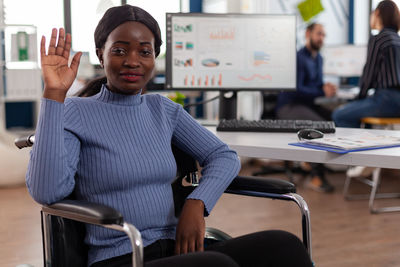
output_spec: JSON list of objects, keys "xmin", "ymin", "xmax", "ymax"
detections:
[{"xmin": 201, "ymin": 58, "xmax": 219, "ymax": 67}]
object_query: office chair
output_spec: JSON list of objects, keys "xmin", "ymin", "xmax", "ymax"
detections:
[
  {"xmin": 15, "ymin": 135, "xmax": 312, "ymax": 267},
  {"xmin": 253, "ymin": 93, "xmax": 310, "ymax": 181}
]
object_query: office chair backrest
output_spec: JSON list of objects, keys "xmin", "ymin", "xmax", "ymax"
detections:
[
  {"xmin": 43, "ymin": 144, "xmax": 197, "ymax": 266},
  {"xmin": 171, "ymin": 144, "xmax": 199, "ymax": 217},
  {"xmin": 261, "ymin": 93, "xmax": 279, "ymax": 119}
]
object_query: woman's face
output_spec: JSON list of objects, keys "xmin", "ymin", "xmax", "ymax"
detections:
[
  {"xmin": 97, "ymin": 21, "xmax": 156, "ymax": 95},
  {"xmin": 370, "ymin": 10, "xmax": 381, "ymax": 30}
]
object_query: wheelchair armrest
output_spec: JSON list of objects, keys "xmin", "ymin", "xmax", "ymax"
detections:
[
  {"xmin": 226, "ymin": 176, "xmax": 296, "ymax": 195},
  {"xmin": 42, "ymin": 199, "xmax": 124, "ymax": 226},
  {"xmin": 42, "ymin": 200, "xmax": 144, "ymax": 267},
  {"xmin": 226, "ymin": 176, "xmax": 311, "ymax": 257}
]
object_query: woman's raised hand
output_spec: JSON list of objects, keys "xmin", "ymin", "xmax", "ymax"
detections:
[{"xmin": 41, "ymin": 28, "xmax": 82, "ymax": 103}]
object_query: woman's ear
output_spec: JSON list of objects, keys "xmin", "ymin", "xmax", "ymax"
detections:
[{"xmin": 96, "ymin": 48, "xmax": 104, "ymax": 68}]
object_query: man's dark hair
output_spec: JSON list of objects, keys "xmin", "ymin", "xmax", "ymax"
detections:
[
  {"xmin": 306, "ymin": 22, "xmax": 321, "ymax": 32},
  {"xmin": 376, "ymin": 0, "xmax": 400, "ymax": 31}
]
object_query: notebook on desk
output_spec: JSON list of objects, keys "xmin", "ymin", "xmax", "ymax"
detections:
[{"xmin": 289, "ymin": 132, "xmax": 400, "ymax": 154}]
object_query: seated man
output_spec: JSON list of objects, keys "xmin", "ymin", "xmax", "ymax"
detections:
[{"xmin": 276, "ymin": 22, "xmax": 336, "ymax": 193}]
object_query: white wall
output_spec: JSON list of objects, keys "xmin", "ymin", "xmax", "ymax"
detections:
[
  {"xmin": 256, "ymin": 0, "xmax": 349, "ymax": 47},
  {"xmin": 354, "ymin": 0, "xmax": 369, "ymax": 45},
  {"xmin": 203, "ymin": 0, "xmax": 228, "ymax": 13}
]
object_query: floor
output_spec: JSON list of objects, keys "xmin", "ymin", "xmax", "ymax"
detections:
[{"xmin": 1, "ymin": 160, "xmax": 400, "ymax": 267}]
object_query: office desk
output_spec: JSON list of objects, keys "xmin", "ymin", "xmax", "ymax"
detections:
[{"xmin": 206, "ymin": 127, "xmax": 400, "ymax": 169}]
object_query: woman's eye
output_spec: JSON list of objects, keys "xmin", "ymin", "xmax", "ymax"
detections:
[
  {"xmin": 141, "ymin": 49, "xmax": 153, "ymax": 56},
  {"xmin": 111, "ymin": 48, "xmax": 126, "ymax": 55}
]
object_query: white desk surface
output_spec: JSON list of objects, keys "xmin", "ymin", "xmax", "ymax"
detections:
[{"xmin": 206, "ymin": 127, "xmax": 400, "ymax": 169}]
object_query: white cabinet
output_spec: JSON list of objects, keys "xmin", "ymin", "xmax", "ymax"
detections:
[{"xmin": 0, "ymin": 24, "xmax": 42, "ymax": 130}]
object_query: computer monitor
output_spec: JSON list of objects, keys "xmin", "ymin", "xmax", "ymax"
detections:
[
  {"xmin": 322, "ymin": 45, "xmax": 367, "ymax": 77},
  {"xmin": 165, "ymin": 13, "xmax": 297, "ymax": 119},
  {"xmin": 166, "ymin": 13, "xmax": 296, "ymax": 91}
]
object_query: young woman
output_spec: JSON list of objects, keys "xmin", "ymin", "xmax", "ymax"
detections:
[
  {"xmin": 333, "ymin": 0, "xmax": 400, "ymax": 128},
  {"xmin": 26, "ymin": 5, "xmax": 312, "ymax": 267}
]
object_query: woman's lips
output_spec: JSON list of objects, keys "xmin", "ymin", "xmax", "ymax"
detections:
[{"xmin": 120, "ymin": 73, "xmax": 143, "ymax": 82}]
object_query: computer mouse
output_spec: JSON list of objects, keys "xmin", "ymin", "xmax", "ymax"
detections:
[{"xmin": 297, "ymin": 129, "xmax": 324, "ymax": 140}]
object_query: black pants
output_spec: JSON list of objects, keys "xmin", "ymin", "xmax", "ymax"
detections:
[{"xmin": 91, "ymin": 230, "xmax": 313, "ymax": 267}]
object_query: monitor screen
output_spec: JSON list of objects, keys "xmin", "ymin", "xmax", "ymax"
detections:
[
  {"xmin": 322, "ymin": 45, "xmax": 367, "ymax": 77},
  {"xmin": 165, "ymin": 13, "xmax": 297, "ymax": 91}
]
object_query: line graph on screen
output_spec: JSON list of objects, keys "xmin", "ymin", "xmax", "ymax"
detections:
[{"xmin": 238, "ymin": 74, "xmax": 272, "ymax": 81}]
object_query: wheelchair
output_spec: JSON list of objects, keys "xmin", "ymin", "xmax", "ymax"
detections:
[{"xmin": 15, "ymin": 135, "xmax": 312, "ymax": 267}]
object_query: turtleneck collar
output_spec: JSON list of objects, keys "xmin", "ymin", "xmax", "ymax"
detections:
[{"xmin": 93, "ymin": 84, "xmax": 142, "ymax": 106}]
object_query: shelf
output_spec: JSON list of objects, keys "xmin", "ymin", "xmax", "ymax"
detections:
[{"xmin": 0, "ymin": 25, "xmax": 41, "ymax": 130}]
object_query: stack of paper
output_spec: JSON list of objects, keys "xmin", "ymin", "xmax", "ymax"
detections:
[{"xmin": 290, "ymin": 132, "xmax": 400, "ymax": 153}]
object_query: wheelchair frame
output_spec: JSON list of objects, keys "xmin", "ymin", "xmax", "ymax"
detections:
[{"xmin": 16, "ymin": 135, "xmax": 311, "ymax": 267}]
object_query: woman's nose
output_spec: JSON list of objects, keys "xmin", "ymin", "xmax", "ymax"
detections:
[{"xmin": 123, "ymin": 51, "xmax": 140, "ymax": 67}]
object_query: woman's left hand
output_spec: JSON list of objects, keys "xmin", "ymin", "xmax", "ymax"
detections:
[
  {"xmin": 41, "ymin": 28, "xmax": 81, "ymax": 102},
  {"xmin": 175, "ymin": 199, "xmax": 205, "ymax": 254}
]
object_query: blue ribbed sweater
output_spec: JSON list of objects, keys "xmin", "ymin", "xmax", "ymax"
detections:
[{"xmin": 26, "ymin": 85, "xmax": 240, "ymax": 266}]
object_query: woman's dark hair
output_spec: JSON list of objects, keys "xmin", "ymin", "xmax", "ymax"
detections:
[
  {"xmin": 376, "ymin": 0, "xmax": 400, "ymax": 31},
  {"xmin": 76, "ymin": 76, "xmax": 107, "ymax": 97},
  {"xmin": 95, "ymin": 5, "xmax": 162, "ymax": 56},
  {"xmin": 76, "ymin": 5, "xmax": 162, "ymax": 97}
]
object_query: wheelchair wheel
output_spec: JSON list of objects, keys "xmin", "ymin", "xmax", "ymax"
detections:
[{"xmin": 205, "ymin": 227, "xmax": 232, "ymax": 241}]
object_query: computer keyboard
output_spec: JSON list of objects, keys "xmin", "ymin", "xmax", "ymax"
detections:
[{"xmin": 216, "ymin": 119, "xmax": 336, "ymax": 133}]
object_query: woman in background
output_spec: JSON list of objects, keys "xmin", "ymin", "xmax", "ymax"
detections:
[{"xmin": 333, "ymin": 0, "xmax": 400, "ymax": 127}]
